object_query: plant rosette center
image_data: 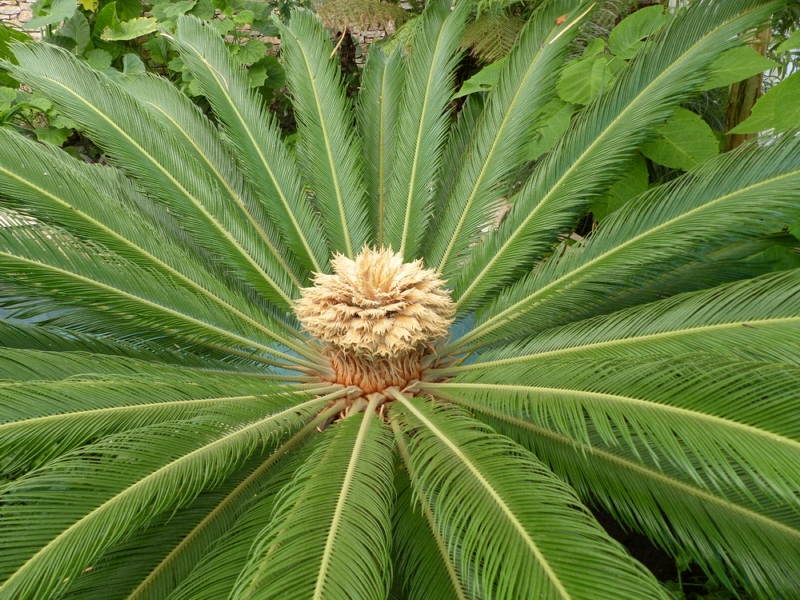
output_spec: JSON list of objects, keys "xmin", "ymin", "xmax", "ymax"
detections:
[{"xmin": 295, "ymin": 246, "xmax": 455, "ymax": 400}]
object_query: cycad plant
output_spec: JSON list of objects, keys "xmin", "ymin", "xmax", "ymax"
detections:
[{"xmin": 1, "ymin": 0, "xmax": 800, "ymax": 598}]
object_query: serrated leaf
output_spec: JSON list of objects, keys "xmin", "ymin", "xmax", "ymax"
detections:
[
  {"xmin": 190, "ymin": 0, "xmax": 214, "ymax": 20},
  {"xmin": 33, "ymin": 126, "xmax": 72, "ymax": 146},
  {"xmin": 590, "ymin": 152, "xmax": 648, "ymax": 220},
  {"xmin": 608, "ymin": 5, "xmax": 671, "ymax": 60},
  {"xmin": 729, "ymin": 72, "xmax": 800, "ymax": 135},
  {"xmin": 236, "ymin": 38, "xmax": 267, "ymax": 64},
  {"xmin": 234, "ymin": 9, "xmax": 253, "ymax": 24},
  {"xmin": 211, "ymin": 18, "xmax": 235, "ymax": 35},
  {"xmin": 640, "ymin": 107, "xmax": 719, "ymax": 171},
  {"xmin": 453, "ymin": 57, "xmax": 506, "ymax": 99},
  {"xmin": 151, "ymin": 0, "xmax": 196, "ymax": 22},
  {"xmin": 26, "ymin": 0, "xmax": 78, "ymax": 29},
  {"xmin": 101, "ymin": 17, "xmax": 158, "ymax": 41},
  {"xmin": 700, "ymin": 46, "xmax": 779, "ymax": 91}
]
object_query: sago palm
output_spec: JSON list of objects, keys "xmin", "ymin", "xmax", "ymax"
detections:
[{"xmin": 1, "ymin": 0, "xmax": 799, "ymax": 598}]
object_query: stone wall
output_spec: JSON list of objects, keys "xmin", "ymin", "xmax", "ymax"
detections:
[{"xmin": 0, "ymin": 1, "xmax": 37, "ymax": 38}]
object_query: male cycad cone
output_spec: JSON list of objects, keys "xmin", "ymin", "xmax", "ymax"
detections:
[{"xmin": 295, "ymin": 246, "xmax": 454, "ymax": 394}]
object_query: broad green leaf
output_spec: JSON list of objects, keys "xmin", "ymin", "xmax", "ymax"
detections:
[
  {"xmin": 26, "ymin": 0, "xmax": 77, "ymax": 29},
  {"xmin": 236, "ymin": 38, "xmax": 267, "ymax": 64},
  {"xmin": 0, "ymin": 86, "xmax": 15, "ymax": 110},
  {"xmin": 729, "ymin": 71, "xmax": 800, "ymax": 134},
  {"xmin": 115, "ymin": 0, "xmax": 145, "ymax": 20},
  {"xmin": 33, "ymin": 126, "xmax": 71, "ymax": 145},
  {"xmin": 78, "ymin": 0, "xmax": 97, "ymax": 10},
  {"xmin": 776, "ymin": 28, "xmax": 800, "ymax": 53},
  {"xmin": 55, "ymin": 9, "xmax": 91, "ymax": 55},
  {"xmin": 699, "ymin": 45, "xmax": 778, "ymax": 91},
  {"xmin": 101, "ymin": 16, "xmax": 158, "ymax": 41},
  {"xmin": 590, "ymin": 152, "xmax": 648, "ymax": 220},
  {"xmin": 247, "ymin": 56, "xmax": 284, "ymax": 89},
  {"xmin": 190, "ymin": 0, "xmax": 215, "ymax": 20},
  {"xmin": 92, "ymin": 1, "xmax": 118, "ymax": 39},
  {"xmin": 233, "ymin": 9, "xmax": 253, "ymax": 24},
  {"xmin": 608, "ymin": 5, "xmax": 671, "ymax": 60},
  {"xmin": 453, "ymin": 57, "xmax": 506, "ymax": 99},
  {"xmin": 123, "ymin": 52, "xmax": 145, "ymax": 74},
  {"xmin": 640, "ymin": 107, "xmax": 718, "ymax": 171},
  {"xmin": 86, "ymin": 47, "xmax": 112, "ymax": 69},
  {"xmin": 556, "ymin": 54, "xmax": 615, "ymax": 105},
  {"xmin": 526, "ymin": 98, "xmax": 575, "ymax": 161},
  {"xmin": 151, "ymin": 0, "xmax": 196, "ymax": 23}
]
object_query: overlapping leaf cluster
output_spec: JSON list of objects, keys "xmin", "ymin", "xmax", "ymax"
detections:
[{"xmin": 1, "ymin": 1, "xmax": 799, "ymax": 599}]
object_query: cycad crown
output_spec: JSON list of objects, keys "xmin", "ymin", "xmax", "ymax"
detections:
[{"xmin": 1, "ymin": 0, "xmax": 800, "ymax": 599}]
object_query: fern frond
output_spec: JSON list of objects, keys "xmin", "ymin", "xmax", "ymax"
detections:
[
  {"xmin": 0, "ymin": 391, "xmax": 345, "ymax": 599},
  {"xmin": 277, "ymin": 9, "xmax": 369, "ymax": 258},
  {"xmin": 170, "ymin": 16, "xmax": 330, "ymax": 275},
  {"xmin": 476, "ymin": 409, "xmax": 800, "ymax": 598},
  {"xmin": 450, "ymin": 0, "xmax": 779, "ymax": 319},
  {"xmin": 5, "ymin": 43, "xmax": 300, "ymax": 309},
  {"xmin": 357, "ymin": 44, "xmax": 405, "ymax": 245},
  {"xmin": 426, "ymin": 0, "xmax": 590, "ymax": 285},
  {"xmin": 453, "ymin": 129, "xmax": 800, "ymax": 351},
  {"xmin": 462, "ymin": 11, "xmax": 526, "ymax": 64},
  {"xmin": 233, "ymin": 401, "xmax": 395, "ymax": 600},
  {"xmin": 388, "ymin": 394, "xmax": 668, "ymax": 600},
  {"xmin": 384, "ymin": 0, "xmax": 469, "ymax": 260}
]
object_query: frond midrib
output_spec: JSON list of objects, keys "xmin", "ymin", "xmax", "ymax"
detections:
[
  {"xmin": 390, "ymin": 389, "xmax": 572, "ymax": 600},
  {"xmin": 421, "ymin": 381, "xmax": 800, "ymax": 453},
  {"xmin": 467, "ymin": 402, "xmax": 800, "ymax": 542}
]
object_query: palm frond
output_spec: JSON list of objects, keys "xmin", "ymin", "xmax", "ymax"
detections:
[
  {"xmin": 277, "ymin": 9, "xmax": 369, "ymax": 259},
  {"xmin": 0, "ymin": 223, "xmax": 317, "ymax": 368},
  {"xmin": 233, "ymin": 401, "xmax": 395, "ymax": 600},
  {"xmin": 475, "ymin": 409, "xmax": 800, "ymax": 598},
  {"xmin": 384, "ymin": 0, "xmax": 469, "ymax": 260},
  {"xmin": 434, "ymin": 267, "xmax": 800, "ymax": 377},
  {"xmin": 449, "ymin": 0, "xmax": 779, "ymax": 320},
  {"xmin": 170, "ymin": 16, "xmax": 330, "ymax": 275},
  {"xmin": 357, "ymin": 44, "xmax": 405, "ymax": 246},
  {"xmin": 5, "ymin": 43, "xmax": 297, "ymax": 309},
  {"xmin": 119, "ymin": 72, "xmax": 306, "ymax": 291},
  {"xmin": 452, "ymin": 129, "xmax": 800, "ymax": 351},
  {"xmin": 0, "ymin": 391, "xmax": 344, "ymax": 599},
  {"xmin": 391, "ymin": 428, "xmax": 468, "ymax": 600},
  {"xmin": 426, "ymin": 0, "xmax": 589, "ymax": 279},
  {"xmin": 120, "ymin": 411, "xmax": 331, "ymax": 600},
  {"xmin": 388, "ymin": 394, "xmax": 668, "ymax": 600},
  {"xmin": 162, "ymin": 431, "xmax": 320, "ymax": 600},
  {"xmin": 423, "ymin": 354, "xmax": 800, "ymax": 507},
  {"xmin": 0, "ymin": 128, "xmax": 308, "ymax": 354}
]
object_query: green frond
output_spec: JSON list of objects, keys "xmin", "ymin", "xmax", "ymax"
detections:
[
  {"xmin": 476, "ymin": 411, "xmax": 800, "ymax": 598},
  {"xmin": 435, "ymin": 267, "xmax": 800, "ymax": 377},
  {"xmin": 277, "ymin": 9, "xmax": 369, "ymax": 259},
  {"xmin": 233, "ymin": 402, "xmax": 395, "ymax": 600},
  {"xmin": 462, "ymin": 11, "xmax": 526, "ymax": 64},
  {"xmin": 388, "ymin": 394, "xmax": 668, "ymax": 600},
  {"xmin": 453, "ymin": 129, "xmax": 800, "ymax": 351},
  {"xmin": 391, "ymin": 430, "xmax": 468, "ymax": 600},
  {"xmin": 121, "ymin": 412, "xmax": 331, "ymax": 600},
  {"xmin": 170, "ymin": 16, "xmax": 330, "ymax": 275},
  {"xmin": 0, "ymin": 128, "xmax": 307, "ymax": 352},
  {"xmin": 0, "ymin": 371, "xmax": 334, "ymax": 474},
  {"xmin": 423, "ymin": 354, "xmax": 800, "ymax": 506},
  {"xmin": 449, "ymin": 0, "xmax": 779, "ymax": 321},
  {"xmin": 0, "ymin": 222, "xmax": 315, "ymax": 368},
  {"xmin": 0, "ymin": 392, "xmax": 341, "ymax": 599},
  {"xmin": 357, "ymin": 44, "xmax": 405, "ymax": 246},
  {"xmin": 384, "ymin": 0, "xmax": 469, "ymax": 260},
  {"xmin": 118, "ymin": 71, "xmax": 306, "ymax": 291},
  {"xmin": 5, "ymin": 43, "xmax": 297, "ymax": 309},
  {"xmin": 160, "ymin": 429, "xmax": 320, "ymax": 600},
  {"xmin": 426, "ymin": 0, "xmax": 588, "ymax": 278}
]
